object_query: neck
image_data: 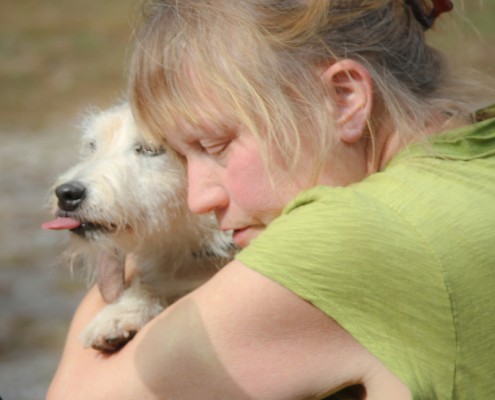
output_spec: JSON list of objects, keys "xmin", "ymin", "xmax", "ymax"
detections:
[
  {"xmin": 366, "ymin": 112, "xmax": 464, "ymax": 174},
  {"xmin": 365, "ymin": 125, "xmax": 402, "ymax": 174}
]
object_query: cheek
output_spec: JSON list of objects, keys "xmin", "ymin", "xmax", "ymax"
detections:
[
  {"xmin": 232, "ymin": 179, "xmax": 274, "ymax": 210},
  {"xmin": 226, "ymin": 150, "xmax": 279, "ymax": 209}
]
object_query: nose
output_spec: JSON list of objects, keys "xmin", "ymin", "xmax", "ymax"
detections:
[
  {"xmin": 55, "ymin": 181, "xmax": 86, "ymax": 211},
  {"xmin": 187, "ymin": 162, "xmax": 228, "ymax": 215}
]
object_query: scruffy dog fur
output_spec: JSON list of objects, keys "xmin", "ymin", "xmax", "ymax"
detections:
[{"xmin": 43, "ymin": 103, "xmax": 235, "ymax": 352}]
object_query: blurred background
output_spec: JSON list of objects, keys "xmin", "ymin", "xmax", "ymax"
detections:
[
  {"xmin": 0, "ymin": 1, "xmax": 138, "ymax": 398},
  {"xmin": 0, "ymin": 1, "xmax": 494, "ymax": 399}
]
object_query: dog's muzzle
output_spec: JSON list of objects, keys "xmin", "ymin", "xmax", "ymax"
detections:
[{"xmin": 49, "ymin": 181, "xmax": 114, "ymax": 238}]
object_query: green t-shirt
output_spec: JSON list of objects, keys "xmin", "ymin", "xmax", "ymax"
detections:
[{"xmin": 236, "ymin": 118, "xmax": 495, "ymax": 399}]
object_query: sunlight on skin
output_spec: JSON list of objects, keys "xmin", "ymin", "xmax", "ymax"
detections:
[{"xmin": 135, "ymin": 297, "xmax": 256, "ymax": 400}]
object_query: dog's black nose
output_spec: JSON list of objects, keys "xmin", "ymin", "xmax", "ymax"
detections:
[{"xmin": 55, "ymin": 181, "xmax": 86, "ymax": 211}]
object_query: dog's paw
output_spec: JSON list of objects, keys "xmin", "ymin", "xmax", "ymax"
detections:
[
  {"xmin": 81, "ymin": 298, "xmax": 163, "ymax": 353},
  {"xmin": 90, "ymin": 329, "xmax": 138, "ymax": 353}
]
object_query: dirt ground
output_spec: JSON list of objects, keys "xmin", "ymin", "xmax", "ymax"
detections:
[{"xmin": 0, "ymin": 1, "xmax": 493, "ymax": 399}]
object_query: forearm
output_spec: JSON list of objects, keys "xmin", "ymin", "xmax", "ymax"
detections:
[
  {"xmin": 46, "ymin": 286, "xmax": 132, "ymax": 399},
  {"xmin": 46, "ymin": 286, "xmax": 151, "ymax": 399},
  {"xmin": 46, "ymin": 285, "xmax": 254, "ymax": 400}
]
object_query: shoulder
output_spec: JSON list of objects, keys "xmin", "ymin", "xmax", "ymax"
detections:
[
  {"xmin": 238, "ymin": 183, "xmax": 427, "ymax": 272},
  {"xmin": 238, "ymin": 181, "xmax": 441, "ymax": 301}
]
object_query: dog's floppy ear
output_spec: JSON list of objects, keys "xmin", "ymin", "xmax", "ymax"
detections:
[{"xmin": 96, "ymin": 250, "xmax": 126, "ymax": 303}]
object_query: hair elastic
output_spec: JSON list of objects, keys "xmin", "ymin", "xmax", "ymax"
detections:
[{"xmin": 405, "ymin": 0, "xmax": 454, "ymax": 29}]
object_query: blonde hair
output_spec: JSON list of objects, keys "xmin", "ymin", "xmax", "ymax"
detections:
[{"xmin": 128, "ymin": 0, "xmax": 485, "ymax": 174}]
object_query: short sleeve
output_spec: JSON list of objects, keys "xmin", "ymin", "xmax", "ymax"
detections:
[{"xmin": 236, "ymin": 185, "xmax": 455, "ymax": 396}]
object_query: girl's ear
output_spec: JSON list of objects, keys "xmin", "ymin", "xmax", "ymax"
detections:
[{"xmin": 322, "ymin": 59, "xmax": 373, "ymax": 144}]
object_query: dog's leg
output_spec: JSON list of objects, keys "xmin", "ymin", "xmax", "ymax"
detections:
[
  {"xmin": 80, "ymin": 277, "xmax": 164, "ymax": 352},
  {"xmin": 96, "ymin": 249, "xmax": 126, "ymax": 304}
]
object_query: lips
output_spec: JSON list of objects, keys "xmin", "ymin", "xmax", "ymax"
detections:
[{"xmin": 231, "ymin": 227, "xmax": 251, "ymax": 247}]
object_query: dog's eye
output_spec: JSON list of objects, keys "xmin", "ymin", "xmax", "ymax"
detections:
[{"xmin": 134, "ymin": 143, "xmax": 165, "ymax": 157}]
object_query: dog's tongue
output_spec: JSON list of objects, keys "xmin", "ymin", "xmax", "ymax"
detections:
[{"xmin": 41, "ymin": 217, "xmax": 81, "ymax": 231}]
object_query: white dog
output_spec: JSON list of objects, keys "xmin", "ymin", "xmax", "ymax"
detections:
[{"xmin": 43, "ymin": 103, "xmax": 235, "ymax": 352}]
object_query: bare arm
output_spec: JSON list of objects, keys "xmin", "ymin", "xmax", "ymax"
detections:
[{"xmin": 47, "ymin": 261, "xmax": 406, "ymax": 399}]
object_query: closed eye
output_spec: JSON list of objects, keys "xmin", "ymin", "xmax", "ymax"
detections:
[
  {"xmin": 134, "ymin": 143, "xmax": 166, "ymax": 157},
  {"xmin": 202, "ymin": 141, "xmax": 230, "ymax": 157}
]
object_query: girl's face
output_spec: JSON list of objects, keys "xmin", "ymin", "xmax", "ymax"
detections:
[{"xmin": 164, "ymin": 116, "xmax": 319, "ymax": 248}]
